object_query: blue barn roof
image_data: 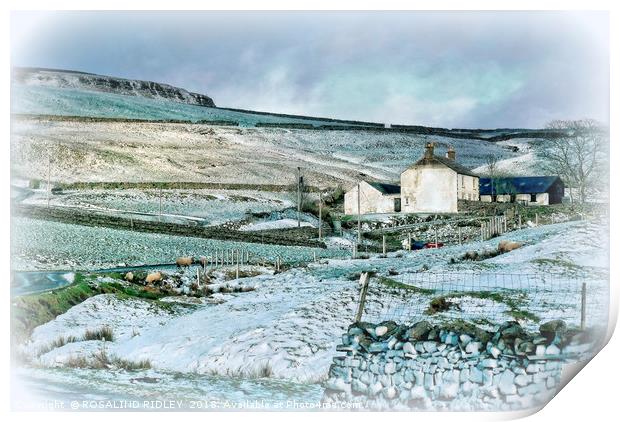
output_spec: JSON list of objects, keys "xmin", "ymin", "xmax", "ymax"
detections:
[{"xmin": 479, "ymin": 176, "xmax": 563, "ymax": 195}]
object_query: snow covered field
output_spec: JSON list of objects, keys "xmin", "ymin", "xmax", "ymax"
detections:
[
  {"xmin": 13, "ymin": 218, "xmax": 609, "ymax": 408},
  {"xmin": 10, "ymin": 116, "xmax": 527, "ymax": 188},
  {"xmin": 10, "ymin": 216, "xmax": 348, "ymax": 271},
  {"xmin": 23, "ymin": 188, "xmax": 294, "ymax": 227}
]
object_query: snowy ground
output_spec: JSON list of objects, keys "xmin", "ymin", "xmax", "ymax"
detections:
[
  {"xmin": 22, "ymin": 188, "xmax": 294, "ymax": 227},
  {"xmin": 11, "ymin": 117, "xmax": 526, "ymax": 188},
  {"xmin": 10, "ymin": 216, "xmax": 348, "ymax": 271},
  {"xmin": 18, "ymin": 219, "xmax": 609, "ymax": 395}
]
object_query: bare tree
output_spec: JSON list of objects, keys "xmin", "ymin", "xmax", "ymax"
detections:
[
  {"xmin": 540, "ymin": 119, "xmax": 606, "ymax": 204},
  {"xmin": 483, "ymin": 154, "xmax": 501, "ymax": 199}
]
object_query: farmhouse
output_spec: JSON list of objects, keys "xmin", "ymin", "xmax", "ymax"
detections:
[
  {"xmin": 344, "ymin": 181, "xmax": 401, "ymax": 215},
  {"xmin": 479, "ymin": 176, "xmax": 565, "ymax": 205},
  {"xmin": 400, "ymin": 143, "xmax": 479, "ymax": 213}
]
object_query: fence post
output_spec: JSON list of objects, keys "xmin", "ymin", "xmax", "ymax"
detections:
[
  {"xmin": 480, "ymin": 223, "xmax": 484, "ymax": 242},
  {"xmin": 313, "ymin": 251, "xmax": 317, "ymax": 262},
  {"xmin": 434, "ymin": 227, "xmax": 438, "ymax": 248},
  {"xmin": 581, "ymin": 282, "xmax": 587, "ymax": 330},
  {"xmin": 382, "ymin": 234, "xmax": 386, "ymax": 256},
  {"xmin": 535, "ymin": 213, "xmax": 539, "ymax": 226},
  {"xmin": 355, "ymin": 272, "xmax": 370, "ymax": 323},
  {"xmin": 458, "ymin": 226, "xmax": 462, "ymax": 246},
  {"xmin": 518, "ymin": 215, "xmax": 522, "ymax": 230},
  {"xmin": 503, "ymin": 214, "xmax": 507, "ymax": 233},
  {"xmin": 236, "ymin": 250, "xmax": 240, "ymax": 279}
]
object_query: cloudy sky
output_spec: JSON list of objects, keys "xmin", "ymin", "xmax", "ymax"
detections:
[{"xmin": 11, "ymin": 11, "xmax": 609, "ymax": 128}]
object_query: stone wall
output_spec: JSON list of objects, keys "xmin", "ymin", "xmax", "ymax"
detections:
[{"xmin": 323, "ymin": 320, "xmax": 590, "ymax": 411}]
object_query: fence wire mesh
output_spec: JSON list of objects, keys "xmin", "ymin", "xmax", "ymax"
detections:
[{"xmin": 361, "ymin": 272, "xmax": 608, "ymax": 331}]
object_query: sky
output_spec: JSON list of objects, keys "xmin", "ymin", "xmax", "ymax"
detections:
[{"xmin": 11, "ymin": 11, "xmax": 609, "ymax": 128}]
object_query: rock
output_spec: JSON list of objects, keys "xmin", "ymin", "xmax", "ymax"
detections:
[
  {"xmin": 498, "ymin": 370, "xmax": 517, "ymax": 395},
  {"xmin": 498, "ymin": 321, "xmax": 525, "ymax": 339},
  {"xmin": 439, "ymin": 382, "xmax": 459, "ymax": 399},
  {"xmin": 459, "ymin": 334, "xmax": 472, "ymax": 346},
  {"xmin": 368, "ymin": 381, "xmax": 383, "ymax": 396},
  {"xmin": 384, "ymin": 362, "xmax": 397, "ymax": 375},
  {"xmin": 465, "ymin": 341, "xmax": 481, "ymax": 355},
  {"xmin": 383, "ymin": 386, "xmax": 398, "ymax": 399},
  {"xmin": 490, "ymin": 346, "xmax": 501, "ymax": 359},
  {"xmin": 369, "ymin": 342, "xmax": 388, "ymax": 353},
  {"xmin": 535, "ymin": 345, "xmax": 546, "ymax": 356},
  {"xmin": 351, "ymin": 379, "xmax": 368, "ymax": 394},
  {"xmin": 403, "ymin": 342, "xmax": 417, "ymax": 356},
  {"xmin": 375, "ymin": 326, "xmax": 388, "ymax": 337},
  {"xmin": 545, "ymin": 344, "xmax": 561, "ymax": 356},
  {"xmin": 423, "ymin": 341, "xmax": 438, "ymax": 353},
  {"xmin": 408, "ymin": 321, "xmax": 433, "ymax": 340},
  {"xmin": 481, "ymin": 358, "xmax": 498, "ymax": 368},
  {"xmin": 539, "ymin": 320, "xmax": 567, "ymax": 342},
  {"xmin": 515, "ymin": 374, "xmax": 531, "ymax": 387},
  {"xmin": 526, "ymin": 363, "xmax": 540, "ymax": 373},
  {"xmin": 470, "ymin": 367, "xmax": 484, "ymax": 384}
]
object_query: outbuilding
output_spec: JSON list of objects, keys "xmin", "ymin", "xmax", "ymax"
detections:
[
  {"xmin": 479, "ymin": 176, "xmax": 565, "ymax": 205},
  {"xmin": 344, "ymin": 181, "xmax": 401, "ymax": 215}
]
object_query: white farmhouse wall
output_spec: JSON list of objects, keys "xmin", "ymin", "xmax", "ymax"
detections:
[
  {"xmin": 401, "ymin": 166, "xmax": 457, "ymax": 213},
  {"xmin": 457, "ymin": 174, "xmax": 479, "ymax": 201},
  {"xmin": 344, "ymin": 182, "xmax": 398, "ymax": 215}
]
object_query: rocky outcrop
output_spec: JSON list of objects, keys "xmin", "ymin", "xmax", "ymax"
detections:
[
  {"xmin": 12, "ymin": 67, "xmax": 215, "ymax": 107},
  {"xmin": 323, "ymin": 319, "xmax": 594, "ymax": 411}
]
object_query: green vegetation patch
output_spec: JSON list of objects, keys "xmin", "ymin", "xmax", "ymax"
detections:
[
  {"xmin": 11, "ymin": 272, "xmax": 172, "ymax": 341},
  {"xmin": 376, "ymin": 276, "xmax": 435, "ymax": 295},
  {"xmin": 425, "ymin": 289, "xmax": 539, "ymax": 323}
]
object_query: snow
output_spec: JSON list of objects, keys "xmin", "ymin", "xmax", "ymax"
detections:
[
  {"xmin": 24, "ymin": 219, "xmax": 609, "ymax": 384},
  {"xmin": 239, "ymin": 219, "xmax": 314, "ymax": 231}
]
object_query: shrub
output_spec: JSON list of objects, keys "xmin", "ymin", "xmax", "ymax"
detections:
[{"xmin": 83, "ymin": 326, "xmax": 114, "ymax": 342}]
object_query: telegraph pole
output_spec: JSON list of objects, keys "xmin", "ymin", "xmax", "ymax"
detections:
[
  {"xmin": 318, "ymin": 190, "xmax": 323, "ymax": 240},
  {"xmin": 46, "ymin": 153, "xmax": 51, "ymax": 208},
  {"xmin": 297, "ymin": 167, "xmax": 301, "ymax": 228},
  {"xmin": 357, "ymin": 182, "xmax": 361, "ymax": 245}
]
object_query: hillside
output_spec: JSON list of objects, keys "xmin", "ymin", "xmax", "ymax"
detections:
[
  {"xmin": 10, "ymin": 68, "xmax": 555, "ymax": 186},
  {"xmin": 13, "ymin": 67, "xmax": 216, "ymax": 107}
]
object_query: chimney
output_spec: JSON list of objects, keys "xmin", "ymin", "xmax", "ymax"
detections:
[
  {"xmin": 424, "ymin": 142, "xmax": 434, "ymax": 159},
  {"xmin": 446, "ymin": 147, "xmax": 456, "ymax": 161}
]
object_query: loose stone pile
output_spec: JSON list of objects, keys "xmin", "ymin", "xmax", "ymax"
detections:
[{"xmin": 323, "ymin": 319, "xmax": 592, "ymax": 411}]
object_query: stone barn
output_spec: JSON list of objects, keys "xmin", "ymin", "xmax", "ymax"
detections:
[
  {"xmin": 400, "ymin": 143, "xmax": 479, "ymax": 214},
  {"xmin": 344, "ymin": 181, "xmax": 401, "ymax": 215},
  {"xmin": 479, "ymin": 176, "xmax": 565, "ymax": 205}
]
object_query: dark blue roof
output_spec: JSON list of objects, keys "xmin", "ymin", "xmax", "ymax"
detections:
[
  {"xmin": 479, "ymin": 176, "xmax": 563, "ymax": 195},
  {"xmin": 367, "ymin": 182, "xmax": 401, "ymax": 195}
]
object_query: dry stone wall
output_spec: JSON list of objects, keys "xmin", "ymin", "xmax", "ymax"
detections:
[{"xmin": 323, "ymin": 320, "xmax": 592, "ymax": 411}]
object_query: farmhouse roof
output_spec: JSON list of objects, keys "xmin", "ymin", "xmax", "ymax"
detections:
[
  {"xmin": 367, "ymin": 181, "xmax": 401, "ymax": 195},
  {"xmin": 410, "ymin": 155, "xmax": 478, "ymax": 177},
  {"xmin": 479, "ymin": 176, "xmax": 563, "ymax": 195}
]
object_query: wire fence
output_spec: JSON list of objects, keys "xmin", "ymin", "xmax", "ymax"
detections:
[{"xmin": 361, "ymin": 272, "xmax": 608, "ymax": 331}]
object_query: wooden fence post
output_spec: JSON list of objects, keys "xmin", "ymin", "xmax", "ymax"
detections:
[
  {"xmin": 535, "ymin": 213, "xmax": 539, "ymax": 226},
  {"xmin": 236, "ymin": 250, "xmax": 240, "ymax": 279},
  {"xmin": 382, "ymin": 234, "xmax": 386, "ymax": 256},
  {"xmin": 355, "ymin": 272, "xmax": 370, "ymax": 323},
  {"xmin": 518, "ymin": 215, "xmax": 522, "ymax": 230},
  {"xmin": 458, "ymin": 226, "xmax": 462, "ymax": 246},
  {"xmin": 480, "ymin": 223, "xmax": 484, "ymax": 242},
  {"xmin": 581, "ymin": 282, "xmax": 587, "ymax": 330}
]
